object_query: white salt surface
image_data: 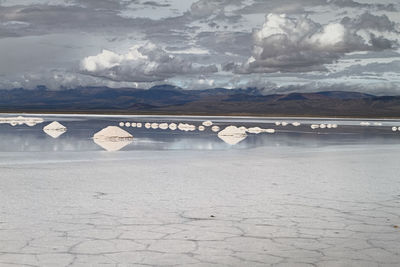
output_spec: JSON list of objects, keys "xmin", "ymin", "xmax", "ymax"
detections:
[{"xmin": 1, "ymin": 147, "xmax": 400, "ymax": 266}]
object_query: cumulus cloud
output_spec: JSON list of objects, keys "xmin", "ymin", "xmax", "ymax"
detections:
[
  {"xmin": 237, "ymin": 12, "xmax": 399, "ymax": 73},
  {"xmin": 80, "ymin": 43, "xmax": 218, "ymax": 82}
]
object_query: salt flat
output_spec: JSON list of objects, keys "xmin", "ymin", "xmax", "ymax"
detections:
[{"xmin": 1, "ymin": 145, "xmax": 400, "ymax": 267}]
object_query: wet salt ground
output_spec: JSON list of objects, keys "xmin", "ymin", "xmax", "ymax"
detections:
[{"xmin": 1, "ymin": 115, "xmax": 400, "ymax": 266}]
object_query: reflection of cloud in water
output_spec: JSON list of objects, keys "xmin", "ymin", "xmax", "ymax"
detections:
[
  {"xmin": 218, "ymin": 126, "xmax": 247, "ymax": 145},
  {"xmin": 43, "ymin": 121, "xmax": 67, "ymax": 139},
  {"xmin": 93, "ymin": 126, "xmax": 133, "ymax": 151},
  {"xmin": 0, "ymin": 116, "xmax": 44, "ymax": 127}
]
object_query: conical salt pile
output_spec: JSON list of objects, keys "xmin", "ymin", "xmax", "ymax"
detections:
[
  {"xmin": 43, "ymin": 121, "xmax": 67, "ymax": 131},
  {"xmin": 93, "ymin": 126, "xmax": 133, "ymax": 140},
  {"xmin": 218, "ymin": 126, "xmax": 247, "ymax": 145},
  {"xmin": 93, "ymin": 126, "xmax": 133, "ymax": 151},
  {"xmin": 43, "ymin": 121, "xmax": 67, "ymax": 138}
]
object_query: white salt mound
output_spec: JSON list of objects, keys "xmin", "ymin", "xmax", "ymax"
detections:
[
  {"xmin": 119, "ymin": 122, "xmax": 124, "ymax": 127},
  {"xmin": 332, "ymin": 124, "xmax": 338, "ymax": 128},
  {"xmin": 292, "ymin": 122, "xmax": 301, "ymax": 127},
  {"xmin": 281, "ymin": 122, "xmax": 288, "ymax": 126},
  {"xmin": 320, "ymin": 124, "xmax": 326, "ymax": 129},
  {"xmin": 145, "ymin": 123, "xmax": 151, "ymax": 129},
  {"xmin": 392, "ymin": 127, "xmax": 398, "ymax": 132},
  {"xmin": 311, "ymin": 124, "xmax": 319, "ymax": 129},
  {"xmin": 137, "ymin": 123, "xmax": 142, "ymax": 128},
  {"xmin": 43, "ymin": 121, "xmax": 67, "ymax": 131},
  {"xmin": 178, "ymin": 123, "xmax": 196, "ymax": 132},
  {"xmin": 275, "ymin": 122, "xmax": 281, "ymax": 126},
  {"xmin": 131, "ymin": 122, "xmax": 137, "ymax": 127},
  {"xmin": 93, "ymin": 126, "xmax": 133, "ymax": 140},
  {"xmin": 360, "ymin": 122, "xmax": 370, "ymax": 126},
  {"xmin": 93, "ymin": 126, "xmax": 133, "ymax": 151},
  {"xmin": 0, "ymin": 116, "xmax": 44, "ymax": 127},
  {"xmin": 169, "ymin": 123, "xmax": 177, "ymax": 130},
  {"xmin": 159, "ymin": 123, "xmax": 168, "ymax": 130},
  {"xmin": 151, "ymin": 123, "xmax": 159, "ymax": 129},
  {"xmin": 202, "ymin": 120, "xmax": 213, "ymax": 127},
  {"xmin": 374, "ymin": 122, "xmax": 383, "ymax": 126},
  {"xmin": 211, "ymin": 125, "xmax": 220, "ymax": 132},
  {"xmin": 43, "ymin": 121, "xmax": 67, "ymax": 139},
  {"xmin": 218, "ymin": 126, "xmax": 247, "ymax": 145},
  {"xmin": 198, "ymin": 126, "xmax": 205, "ymax": 131},
  {"xmin": 125, "ymin": 122, "xmax": 131, "ymax": 127}
]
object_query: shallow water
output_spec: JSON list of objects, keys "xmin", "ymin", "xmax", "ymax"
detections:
[{"xmin": 1, "ymin": 114, "xmax": 399, "ymax": 154}]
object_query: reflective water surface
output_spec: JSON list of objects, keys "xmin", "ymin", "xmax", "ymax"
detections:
[{"xmin": 0, "ymin": 114, "xmax": 399, "ymax": 153}]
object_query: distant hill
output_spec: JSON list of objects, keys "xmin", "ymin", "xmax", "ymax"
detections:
[{"xmin": 0, "ymin": 85, "xmax": 399, "ymax": 117}]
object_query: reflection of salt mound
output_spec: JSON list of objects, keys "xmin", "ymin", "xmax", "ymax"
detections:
[
  {"xmin": 93, "ymin": 126, "xmax": 133, "ymax": 151},
  {"xmin": 218, "ymin": 126, "xmax": 247, "ymax": 145},
  {"xmin": 202, "ymin": 120, "xmax": 213, "ymax": 127},
  {"xmin": 374, "ymin": 122, "xmax": 383, "ymax": 126},
  {"xmin": 43, "ymin": 121, "xmax": 67, "ymax": 138},
  {"xmin": 0, "ymin": 116, "xmax": 44, "ymax": 127},
  {"xmin": 178, "ymin": 123, "xmax": 195, "ymax": 132},
  {"xmin": 360, "ymin": 122, "xmax": 370, "ymax": 126}
]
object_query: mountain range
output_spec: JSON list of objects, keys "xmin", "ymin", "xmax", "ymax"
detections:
[{"xmin": 1, "ymin": 85, "xmax": 399, "ymax": 117}]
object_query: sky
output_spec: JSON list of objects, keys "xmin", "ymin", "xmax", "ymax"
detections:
[{"xmin": 0, "ymin": 0, "xmax": 400, "ymax": 95}]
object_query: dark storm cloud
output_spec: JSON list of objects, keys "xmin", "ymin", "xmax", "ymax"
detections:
[
  {"xmin": 142, "ymin": 1, "xmax": 170, "ymax": 7},
  {"xmin": 0, "ymin": 0, "xmax": 399, "ymax": 93},
  {"xmin": 236, "ymin": 12, "xmax": 399, "ymax": 74}
]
